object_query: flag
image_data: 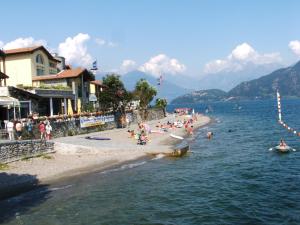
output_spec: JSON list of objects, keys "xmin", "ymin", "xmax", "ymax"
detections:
[
  {"xmin": 91, "ymin": 60, "xmax": 98, "ymax": 70},
  {"xmin": 157, "ymin": 75, "xmax": 163, "ymax": 85}
]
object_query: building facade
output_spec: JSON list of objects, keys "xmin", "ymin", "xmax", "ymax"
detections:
[
  {"xmin": 4, "ymin": 46, "xmax": 60, "ymax": 87},
  {"xmin": 0, "ymin": 46, "xmax": 98, "ymax": 118}
]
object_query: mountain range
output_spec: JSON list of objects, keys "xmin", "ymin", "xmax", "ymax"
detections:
[
  {"xmin": 197, "ymin": 63, "xmax": 282, "ymax": 91},
  {"xmin": 171, "ymin": 60, "xmax": 300, "ymax": 104}
]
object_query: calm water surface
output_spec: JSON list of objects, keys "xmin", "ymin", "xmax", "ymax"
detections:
[{"xmin": 1, "ymin": 99, "xmax": 300, "ymax": 225}]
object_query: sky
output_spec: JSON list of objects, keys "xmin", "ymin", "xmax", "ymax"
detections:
[{"xmin": 1, "ymin": 0, "xmax": 300, "ymax": 78}]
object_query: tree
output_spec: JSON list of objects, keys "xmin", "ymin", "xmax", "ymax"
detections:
[
  {"xmin": 155, "ymin": 98, "xmax": 167, "ymax": 117},
  {"xmin": 98, "ymin": 74, "xmax": 132, "ymax": 114},
  {"xmin": 134, "ymin": 79, "xmax": 157, "ymax": 119}
]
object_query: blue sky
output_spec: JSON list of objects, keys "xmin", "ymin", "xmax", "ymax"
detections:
[{"xmin": 1, "ymin": 0, "xmax": 300, "ymax": 77}]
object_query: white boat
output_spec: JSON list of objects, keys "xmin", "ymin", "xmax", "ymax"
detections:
[
  {"xmin": 170, "ymin": 134, "xmax": 184, "ymax": 140},
  {"xmin": 274, "ymin": 145, "xmax": 293, "ymax": 153}
]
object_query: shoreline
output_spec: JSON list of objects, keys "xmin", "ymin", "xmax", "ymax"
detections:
[{"xmin": 1, "ymin": 114, "xmax": 211, "ymax": 200}]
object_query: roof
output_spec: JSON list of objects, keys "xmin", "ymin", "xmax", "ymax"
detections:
[
  {"xmin": 91, "ymin": 80, "xmax": 103, "ymax": 86},
  {"xmin": 32, "ymin": 68, "xmax": 92, "ymax": 81},
  {"xmin": 4, "ymin": 46, "xmax": 60, "ymax": 62},
  {"xmin": 0, "ymin": 96, "xmax": 19, "ymax": 106}
]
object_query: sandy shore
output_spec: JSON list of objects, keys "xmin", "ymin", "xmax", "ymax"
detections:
[{"xmin": 1, "ymin": 114, "xmax": 210, "ymax": 199}]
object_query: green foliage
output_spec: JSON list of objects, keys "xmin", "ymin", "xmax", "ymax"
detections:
[
  {"xmin": 99, "ymin": 74, "xmax": 133, "ymax": 113},
  {"xmin": 21, "ymin": 155, "xmax": 31, "ymax": 161},
  {"xmin": 155, "ymin": 98, "xmax": 167, "ymax": 108},
  {"xmin": 17, "ymin": 84, "xmax": 71, "ymax": 91},
  {"xmin": 36, "ymin": 153, "xmax": 54, "ymax": 160},
  {"xmin": 0, "ymin": 163, "xmax": 9, "ymax": 170},
  {"xmin": 88, "ymin": 70, "xmax": 96, "ymax": 81},
  {"xmin": 134, "ymin": 79, "xmax": 157, "ymax": 109},
  {"xmin": 155, "ymin": 98, "xmax": 167, "ymax": 117},
  {"xmin": 82, "ymin": 102, "xmax": 94, "ymax": 112},
  {"xmin": 39, "ymin": 84, "xmax": 72, "ymax": 91}
]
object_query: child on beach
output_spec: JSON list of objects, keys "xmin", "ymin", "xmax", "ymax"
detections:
[
  {"xmin": 137, "ymin": 130, "xmax": 147, "ymax": 145},
  {"xmin": 45, "ymin": 122, "xmax": 52, "ymax": 140},
  {"xmin": 6, "ymin": 120, "xmax": 14, "ymax": 141},
  {"xmin": 39, "ymin": 121, "xmax": 46, "ymax": 140},
  {"xmin": 15, "ymin": 121, "xmax": 23, "ymax": 140}
]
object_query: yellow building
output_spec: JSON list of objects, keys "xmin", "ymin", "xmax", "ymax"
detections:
[
  {"xmin": 4, "ymin": 46, "xmax": 60, "ymax": 87},
  {"xmin": 1, "ymin": 46, "xmax": 98, "ymax": 116}
]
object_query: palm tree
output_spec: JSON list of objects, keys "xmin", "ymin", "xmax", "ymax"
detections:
[
  {"xmin": 155, "ymin": 98, "xmax": 167, "ymax": 117},
  {"xmin": 134, "ymin": 79, "xmax": 157, "ymax": 119}
]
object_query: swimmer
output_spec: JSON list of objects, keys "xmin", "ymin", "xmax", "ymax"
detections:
[{"xmin": 207, "ymin": 131, "xmax": 213, "ymax": 139}]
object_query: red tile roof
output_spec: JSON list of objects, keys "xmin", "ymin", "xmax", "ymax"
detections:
[
  {"xmin": 91, "ymin": 80, "xmax": 103, "ymax": 86},
  {"xmin": 32, "ymin": 68, "xmax": 86, "ymax": 81},
  {"xmin": 4, "ymin": 46, "xmax": 60, "ymax": 62}
]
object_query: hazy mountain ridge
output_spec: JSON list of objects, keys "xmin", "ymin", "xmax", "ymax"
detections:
[
  {"xmin": 120, "ymin": 71, "xmax": 192, "ymax": 101},
  {"xmin": 171, "ymin": 61, "xmax": 300, "ymax": 104},
  {"xmin": 171, "ymin": 89, "xmax": 228, "ymax": 104}
]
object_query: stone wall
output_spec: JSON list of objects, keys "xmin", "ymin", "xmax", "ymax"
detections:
[{"xmin": 0, "ymin": 140, "xmax": 54, "ymax": 163}]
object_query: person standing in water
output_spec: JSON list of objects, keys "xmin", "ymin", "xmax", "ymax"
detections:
[{"xmin": 207, "ymin": 131, "xmax": 213, "ymax": 140}]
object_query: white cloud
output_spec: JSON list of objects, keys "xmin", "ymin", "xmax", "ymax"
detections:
[
  {"xmin": 107, "ymin": 41, "xmax": 117, "ymax": 47},
  {"xmin": 0, "ymin": 41, "xmax": 3, "ymax": 48},
  {"xmin": 95, "ymin": 38, "xmax": 106, "ymax": 46},
  {"xmin": 1, "ymin": 37, "xmax": 47, "ymax": 50},
  {"xmin": 204, "ymin": 42, "xmax": 281, "ymax": 74},
  {"xmin": 95, "ymin": 38, "xmax": 117, "ymax": 47},
  {"xmin": 139, "ymin": 54, "xmax": 186, "ymax": 77},
  {"xmin": 289, "ymin": 40, "xmax": 300, "ymax": 56},
  {"xmin": 58, "ymin": 33, "xmax": 93, "ymax": 67},
  {"xmin": 120, "ymin": 59, "xmax": 137, "ymax": 74}
]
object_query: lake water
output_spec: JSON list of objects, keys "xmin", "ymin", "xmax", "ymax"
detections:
[{"xmin": 1, "ymin": 99, "xmax": 300, "ymax": 225}]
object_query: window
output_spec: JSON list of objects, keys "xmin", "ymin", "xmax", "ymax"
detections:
[
  {"xmin": 49, "ymin": 61, "xmax": 56, "ymax": 68},
  {"xmin": 36, "ymin": 54, "xmax": 44, "ymax": 64},
  {"xmin": 36, "ymin": 68, "xmax": 44, "ymax": 76}
]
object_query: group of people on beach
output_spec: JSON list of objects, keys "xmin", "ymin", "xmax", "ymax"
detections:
[
  {"xmin": 5, "ymin": 119, "xmax": 52, "ymax": 141},
  {"xmin": 127, "ymin": 113, "xmax": 201, "ymax": 146},
  {"xmin": 128, "ymin": 122, "xmax": 151, "ymax": 145}
]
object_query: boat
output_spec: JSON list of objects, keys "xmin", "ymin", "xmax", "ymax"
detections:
[
  {"xmin": 170, "ymin": 134, "xmax": 184, "ymax": 140},
  {"xmin": 171, "ymin": 143, "xmax": 189, "ymax": 157},
  {"xmin": 274, "ymin": 145, "xmax": 293, "ymax": 153}
]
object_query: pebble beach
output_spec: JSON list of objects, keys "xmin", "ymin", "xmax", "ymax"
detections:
[{"xmin": 1, "ymin": 114, "xmax": 210, "ymax": 198}]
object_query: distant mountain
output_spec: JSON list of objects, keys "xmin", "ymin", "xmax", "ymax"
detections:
[
  {"xmin": 198, "ymin": 63, "xmax": 282, "ymax": 91},
  {"xmin": 95, "ymin": 70, "xmax": 191, "ymax": 101},
  {"xmin": 171, "ymin": 89, "xmax": 227, "ymax": 104},
  {"xmin": 121, "ymin": 71, "xmax": 191, "ymax": 101},
  {"xmin": 171, "ymin": 61, "xmax": 300, "ymax": 104},
  {"xmin": 228, "ymin": 61, "xmax": 300, "ymax": 98}
]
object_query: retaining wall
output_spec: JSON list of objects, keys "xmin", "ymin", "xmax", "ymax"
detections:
[{"xmin": 0, "ymin": 140, "xmax": 54, "ymax": 163}]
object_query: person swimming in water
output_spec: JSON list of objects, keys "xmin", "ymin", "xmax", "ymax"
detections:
[
  {"xmin": 207, "ymin": 131, "xmax": 213, "ymax": 139},
  {"xmin": 279, "ymin": 139, "xmax": 286, "ymax": 147}
]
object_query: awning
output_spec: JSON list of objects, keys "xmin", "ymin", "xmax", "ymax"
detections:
[{"xmin": 0, "ymin": 96, "xmax": 20, "ymax": 106}]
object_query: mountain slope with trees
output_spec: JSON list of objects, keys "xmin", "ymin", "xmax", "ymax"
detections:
[{"xmin": 171, "ymin": 61, "xmax": 300, "ymax": 104}]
